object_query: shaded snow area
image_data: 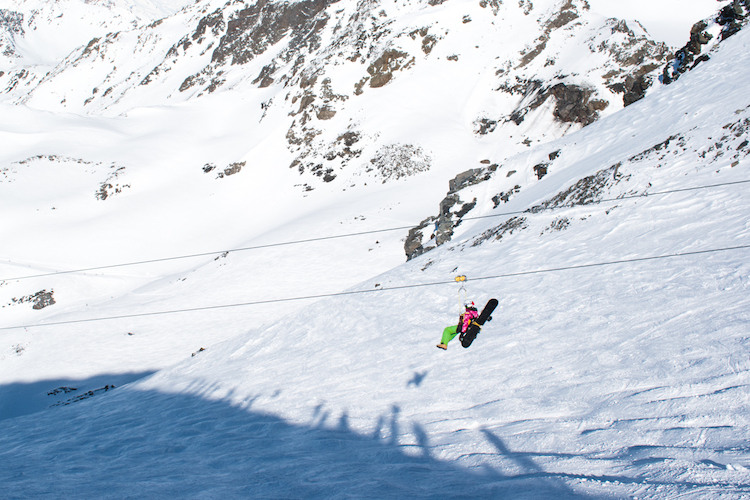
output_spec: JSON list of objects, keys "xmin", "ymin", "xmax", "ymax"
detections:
[{"xmin": 1, "ymin": 1, "xmax": 750, "ymax": 499}]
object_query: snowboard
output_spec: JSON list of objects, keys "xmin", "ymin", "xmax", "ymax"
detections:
[{"xmin": 460, "ymin": 298, "xmax": 498, "ymax": 348}]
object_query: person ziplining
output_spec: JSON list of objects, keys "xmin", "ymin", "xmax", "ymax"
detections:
[{"xmin": 437, "ymin": 276, "xmax": 498, "ymax": 350}]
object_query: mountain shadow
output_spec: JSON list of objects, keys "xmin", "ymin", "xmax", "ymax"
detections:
[
  {"xmin": 0, "ymin": 383, "xmax": 601, "ymax": 499},
  {"xmin": 0, "ymin": 371, "xmax": 156, "ymax": 421}
]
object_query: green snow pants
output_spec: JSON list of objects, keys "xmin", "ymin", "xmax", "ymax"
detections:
[{"xmin": 440, "ymin": 325, "xmax": 459, "ymax": 345}]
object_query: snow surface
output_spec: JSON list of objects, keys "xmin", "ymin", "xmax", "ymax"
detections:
[{"xmin": 0, "ymin": 1, "xmax": 749, "ymax": 498}]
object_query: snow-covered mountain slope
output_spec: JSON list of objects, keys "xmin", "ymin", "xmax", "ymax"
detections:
[
  {"xmin": 0, "ymin": 0, "xmax": 689, "ymax": 390},
  {"xmin": 1, "ymin": 12, "xmax": 749, "ymax": 499},
  {"xmin": 405, "ymin": 0, "xmax": 750, "ymax": 258},
  {"xmin": 0, "ymin": 0, "xmax": 671, "ymax": 205},
  {"xmin": 3, "ymin": 0, "xmax": 668, "ymax": 117},
  {"xmin": 0, "ymin": 0, "xmax": 190, "ymax": 68}
]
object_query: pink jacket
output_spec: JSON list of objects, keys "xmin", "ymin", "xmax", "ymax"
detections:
[{"xmin": 460, "ymin": 308, "xmax": 479, "ymax": 333}]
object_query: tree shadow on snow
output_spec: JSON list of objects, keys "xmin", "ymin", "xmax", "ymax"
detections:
[{"xmin": 0, "ymin": 383, "xmax": 602, "ymax": 499}]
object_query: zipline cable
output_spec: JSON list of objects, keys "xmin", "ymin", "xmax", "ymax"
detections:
[
  {"xmin": 3, "ymin": 243, "xmax": 749, "ymax": 331},
  {"xmin": 3, "ymin": 178, "xmax": 750, "ymax": 282}
]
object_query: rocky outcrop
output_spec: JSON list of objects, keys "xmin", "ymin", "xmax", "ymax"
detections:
[
  {"xmin": 507, "ymin": 2, "xmax": 669, "ymax": 121},
  {"xmin": 474, "ymin": 118, "xmax": 498, "ymax": 135},
  {"xmin": 518, "ymin": 0, "xmax": 584, "ymax": 69},
  {"xmin": 404, "ymin": 146, "xmax": 573, "ymax": 259},
  {"xmin": 548, "ymin": 84, "xmax": 608, "ymax": 125},
  {"xmin": 0, "ymin": 9, "xmax": 24, "ymax": 57},
  {"xmin": 620, "ymin": 74, "xmax": 651, "ymax": 107},
  {"xmin": 212, "ymin": 0, "xmax": 331, "ymax": 66},
  {"xmin": 368, "ymin": 144, "xmax": 431, "ymax": 182},
  {"xmin": 96, "ymin": 167, "xmax": 130, "ymax": 200},
  {"xmin": 404, "ymin": 165, "xmax": 496, "ymax": 260},
  {"xmin": 49, "ymin": 384, "xmax": 116, "ymax": 407},
  {"xmin": 718, "ymin": 0, "xmax": 749, "ymax": 40},
  {"xmin": 528, "ymin": 163, "xmax": 628, "ymax": 213},
  {"xmin": 216, "ymin": 161, "xmax": 246, "ymax": 179},
  {"xmin": 494, "ymin": 6, "xmax": 667, "ymax": 130},
  {"xmin": 366, "ymin": 49, "xmax": 413, "ymax": 89},
  {"xmin": 176, "ymin": 0, "xmax": 334, "ymax": 94},
  {"xmin": 662, "ymin": 1, "xmax": 749, "ymax": 85},
  {"xmin": 0, "ymin": 9, "xmax": 23, "ymax": 34},
  {"xmin": 661, "ymin": 21, "xmax": 714, "ymax": 84},
  {"xmin": 492, "ymin": 185, "xmax": 521, "ymax": 207},
  {"xmin": 2, "ymin": 0, "xmax": 691, "ymax": 207},
  {"xmin": 470, "ymin": 216, "xmax": 528, "ymax": 247},
  {"xmin": 508, "ymin": 81, "xmax": 608, "ymax": 127},
  {"xmin": 8, "ymin": 289, "xmax": 56, "ymax": 310}
]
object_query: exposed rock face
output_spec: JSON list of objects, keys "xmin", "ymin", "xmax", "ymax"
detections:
[
  {"xmin": 662, "ymin": 1, "xmax": 749, "ymax": 84},
  {"xmin": 661, "ymin": 21, "xmax": 714, "ymax": 84},
  {"xmin": 404, "ymin": 223, "xmax": 429, "ymax": 261},
  {"xmin": 529, "ymin": 163, "xmax": 629, "ymax": 212},
  {"xmin": 212, "ymin": 0, "xmax": 332, "ymax": 66},
  {"xmin": 49, "ymin": 384, "xmax": 116, "ymax": 407},
  {"xmin": 216, "ymin": 161, "xmax": 246, "ymax": 179},
  {"xmin": 718, "ymin": 0, "xmax": 749, "ymax": 40},
  {"xmin": 404, "ymin": 145, "xmax": 569, "ymax": 259},
  {"xmin": 8, "ymin": 289, "xmax": 56, "ymax": 310},
  {"xmin": 177, "ymin": 0, "xmax": 334, "ymax": 94},
  {"xmin": 404, "ymin": 165, "xmax": 496, "ymax": 260},
  {"xmin": 405, "ymin": 155, "xmax": 632, "ymax": 259},
  {"xmin": 474, "ymin": 118, "xmax": 498, "ymax": 135},
  {"xmin": 621, "ymin": 74, "xmax": 651, "ymax": 107},
  {"xmin": 547, "ymin": 84, "xmax": 608, "ymax": 126},
  {"xmin": 0, "ymin": 9, "xmax": 24, "ymax": 57},
  {"xmin": 316, "ymin": 105, "xmax": 336, "ymax": 120},
  {"xmin": 0, "ymin": 9, "xmax": 23, "ymax": 33},
  {"xmin": 508, "ymin": 81, "xmax": 608, "ymax": 127},
  {"xmin": 533, "ymin": 163, "xmax": 549, "ymax": 180},
  {"xmin": 367, "ymin": 49, "xmax": 413, "ymax": 88},
  {"xmin": 492, "ymin": 185, "xmax": 521, "ymax": 207},
  {"xmin": 517, "ymin": 0, "xmax": 583, "ymax": 69},
  {"xmin": 479, "ymin": 0, "xmax": 505, "ymax": 15},
  {"xmin": 596, "ymin": 20, "xmax": 667, "ymax": 107}
]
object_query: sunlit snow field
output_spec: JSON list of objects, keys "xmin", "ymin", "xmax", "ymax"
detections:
[{"xmin": 0, "ymin": 0, "xmax": 749, "ymax": 498}]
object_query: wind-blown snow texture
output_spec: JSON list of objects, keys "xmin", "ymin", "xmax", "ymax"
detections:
[{"xmin": 1, "ymin": 0, "xmax": 749, "ymax": 498}]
